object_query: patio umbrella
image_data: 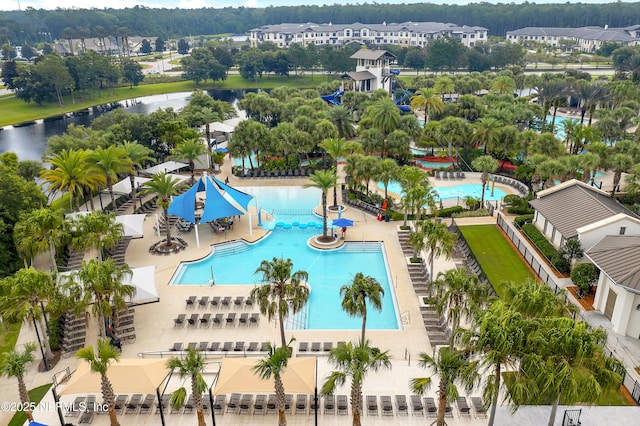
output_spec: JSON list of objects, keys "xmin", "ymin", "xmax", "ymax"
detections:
[
  {"xmin": 332, "ymin": 218, "xmax": 354, "ymax": 228},
  {"xmin": 215, "ymin": 147, "xmax": 228, "ymax": 153}
]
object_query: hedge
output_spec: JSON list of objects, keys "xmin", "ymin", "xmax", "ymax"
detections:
[
  {"xmin": 452, "ymin": 209, "xmax": 490, "ymax": 218},
  {"xmin": 514, "ymin": 214, "xmax": 534, "ymax": 228},
  {"xmin": 521, "ymin": 223, "xmax": 570, "ymax": 273},
  {"xmin": 507, "ymin": 205, "xmax": 535, "ymax": 215},
  {"xmin": 436, "ymin": 206, "xmax": 464, "ymax": 217}
]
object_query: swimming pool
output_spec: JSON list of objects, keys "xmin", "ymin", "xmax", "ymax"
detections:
[
  {"xmin": 380, "ymin": 182, "xmax": 506, "ymax": 202},
  {"xmin": 171, "ymin": 186, "xmax": 400, "ymax": 331}
]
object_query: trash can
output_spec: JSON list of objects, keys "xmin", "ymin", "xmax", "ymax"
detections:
[{"xmin": 384, "ymin": 214, "xmax": 390, "ymax": 222}]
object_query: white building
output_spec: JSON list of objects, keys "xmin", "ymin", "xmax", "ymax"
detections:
[
  {"xmin": 506, "ymin": 25, "xmax": 640, "ymax": 52},
  {"xmin": 528, "ymin": 179, "xmax": 638, "ymax": 249},
  {"xmin": 342, "ymin": 50, "xmax": 396, "ymax": 93},
  {"xmin": 577, "ymin": 213, "xmax": 640, "ymax": 252},
  {"xmin": 249, "ymin": 21, "xmax": 487, "ymax": 49},
  {"xmin": 585, "ymin": 235, "xmax": 640, "ymax": 338}
]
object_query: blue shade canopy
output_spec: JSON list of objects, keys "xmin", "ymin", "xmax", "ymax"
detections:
[
  {"xmin": 215, "ymin": 147, "xmax": 229, "ymax": 153},
  {"xmin": 211, "ymin": 176, "xmax": 254, "ymax": 211},
  {"xmin": 167, "ymin": 178, "xmax": 202, "ymax": 223},
  {"xmin": 332, "ymin": 218, "xmax": 354, "ymax": 227},
  {"xmin": 200, "ymin": 178, "xmax": 245, "ymax": 223}
]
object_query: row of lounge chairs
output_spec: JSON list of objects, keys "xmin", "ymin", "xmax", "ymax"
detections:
[
  {"xmin": 433, "ymin": 170, "xmax": 465, "ymax": 179},
  {"xmin": 239, "ymin": 168, "xmax": 314, "ymax": 178},
  {"xmin": 186, "ymin": 295, "xmax": 254, "ymax": 309},
  {"xmin": 298, "ymin": 341, "xmax": 340, "ymax": 353},
  {"xmin": 169, "ymin": 341, "xmax": 270, "ymax": 353},
  {"xmin": 494, "ymin": 175, "xmax": 529, "ymax": 196},
  {"xmin": 173, "ymin": 312, "xmax": 260, "ymax": 328},
  {"xmin": 217, "ymin": 393, "xmax": 315, "ymax": 415}
]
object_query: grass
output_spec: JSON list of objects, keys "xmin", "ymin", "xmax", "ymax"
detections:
[
  {"xmin": 458, "ymin": 224, "xmax": 535, "ymax": 297},
  {"xmin": 0, "ymin": 75, "xmax": 321, "ymax": 127},
  {"xmin": 8, "ymin": 383, "xmax": 53, "ymax": 426},
  {"xmin": 0, "ymin": 321, "xmax": 21, "ymax": 354}
]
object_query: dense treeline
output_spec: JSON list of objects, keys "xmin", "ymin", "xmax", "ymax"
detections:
[{"xmin": 1, "ymin": 3, "xmax": 640, "ymax": 44}]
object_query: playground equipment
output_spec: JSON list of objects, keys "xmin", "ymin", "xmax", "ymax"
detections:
[{"xmin": 320, "ymin": 89, "xmax": 344, "ymax": 105}]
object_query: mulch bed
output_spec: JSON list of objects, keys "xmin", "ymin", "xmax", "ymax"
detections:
[{"xmin": 567, "ymin": 286, "xmax": 595, "ymax": 311}]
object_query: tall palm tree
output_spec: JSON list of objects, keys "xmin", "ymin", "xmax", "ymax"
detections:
[
  {"xmin": 168, "ymin": 348, "xmax": 207, "ymax": 426},
  {"xmin": 41, "ymin": 149, "xmax": 105, "ymax": 211},
  {"xmin": 490, "ymin": 75, "xmax": 516, "ymax": 95},
  {"xmin": 608, "ymin": 153, "xmax": 634, "ymax": 198},
  {"xmin": 321, "ymin": 341, "xmax": 392, "ymax": 426},
  {"xmin": 433, "ymin": 268, "xmax": 488, "ymax": 348},
  {"xmin": 71, "ymin": 211, "xmax": 124, "ymax": 261},
  {"xmin": 140, "ymin": 173, "xmax": 186, "ymax": 247},
  {"xmin": 253, "ymin": 343, "xmax": 292, "ymax": 426},
  {"xmin": 305, "ymin": 170, "xmax": 337, "ymax": 241},
  {"xmin": 471, "ymin": 155, "xmax": 499, "ymax": 206},
  {"xmin": 328, "ymin": 106, "xmax": 356, "ymax": 139},
  {"xmin": 76, "ymin": 338, "xmax": 122, "ymax": 426},
  {"xmin": 319, "ymin": 138, "xmax": 359, "ymax": 208},
  {"xmin": 76, "ymin": 258, "xmax": 135, "ymax": 337},
  {"xmin": 171, "ymin": 138, "xmax": 208, "ymax": 183},
  {"xmin": 410, "ymin": 347, "xmax": 478, "ymax": 426},
  {"xmin": 579, "ymin": 152, "xmax": 601, "ymax": 184},
  {"xmin": 120, "ymin": 141, "xmax": 156, "ymax": 212},
  {"xmin": 374, "ymin": 158, "xmax": 398, "ymax": 201},
  {"xmin": 474, "ymin": 117, "xmax": 502, "ymax": 155},
  {"xmin": 434, "ymin": 76, "xmax": 455, "ymax": 101},
  {"xmin": 340, "ymin": 273, "xmax": 384, "ymax": 344},
  {"xmin": 13, "ymin": 207, "xmax": 66, "ymax": 269},
  {"xmin": 0, "ymin": 268, "xmax": 55, "ymax": 361},
  {"xmin": 250, "ymin": 257, "xmax": 309, "ymax": 347},
  {"xmin": 364, "ymin": 97, "xmax": 401, "ymax": 141},
  {"xmin": 198, "ymin": 106, "xmax": 221, "ymax": 149},
  {"xmin": 417, "ymin": 220, "xmax": 457, "ymax": 285},
  {"xmin": 87, "ymin": 146, "xmax": 131, "ymax": 210},
  {"xmin": 0, "ymin": 343, "xmax": 37, "ymax": 422},
  {"xmin": 410, "ymin": 88, "xmax": 444, "ymax": 123}
]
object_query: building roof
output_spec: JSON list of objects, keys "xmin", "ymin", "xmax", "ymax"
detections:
[
  {"xmin": 343, "ymin": 70, "xmax": 376, "ymax": 81},
  {"xmin": 250, "ymin": 21, "xmax": 487, "ymax": 35},
  {"xmin": 576, "ymin": 213, "xmax": 640, "ymax": 236},
  {"xmin": 585, "ymin": 235, "xmax": 640, "ymax": 292},
  {"xmin": 350, "ymin": 49, "xmax": 395, "ymax": 60},
  {"xmin": 506, "ymin": 26, "xmax": 637, "ymax": 43},
  {"xmin": 529, "ymin": 179, "xmax": 639, "ymax": 239}
]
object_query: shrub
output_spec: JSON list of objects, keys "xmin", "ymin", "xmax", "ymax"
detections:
[
  {"xmin": 522, "ymin": 223, "xmax": 560, "ymax": 263},
  {"xmin": 436, "ymin": 206, "xmax": 464, "ymax": 217},
  {"xmin": 507, "ymin": 205, "xmax": 535, "ymax": 215},
  {"xmin": 452, "ymin": 209, "xmax": 491, "ymax": 218},
  {"xmin": 551, "ymin": 254, "xmax": 571, "ymax": 274},
  {"xmin": 571, "ymin": 263, "xmax": 599, "ymax": 296},
  {"xmin": 48, "ymin": 316, "xmax": 62, "ymax": 351},
  {"xmin": 514, "ymin": 214, "xmax": 534, "ymax": 227},
  {"xmin": 503, "ymin": 194, "xmax": 523, "ymax": 206}
]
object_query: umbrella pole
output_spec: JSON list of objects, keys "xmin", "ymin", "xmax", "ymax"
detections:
[{"xmin": 195, "ymin": 224, "xmax": 200, "ymax": 248}]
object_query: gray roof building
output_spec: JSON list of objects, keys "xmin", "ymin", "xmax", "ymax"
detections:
[
  {"xmin": 529, "ymin": 180, "xmax": 639, "ymax": 240},
  {"xmin": 585, "ymin": 235, "xmax": 640, "ymax": 292},
  {"xmin": 506, "ymin": 25, "xmax": 640, "ymax": 52}
]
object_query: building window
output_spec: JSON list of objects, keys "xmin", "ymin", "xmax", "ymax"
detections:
[{"xmin": 620, "ymin": 227, "xmax": 626, "ymax": 235}]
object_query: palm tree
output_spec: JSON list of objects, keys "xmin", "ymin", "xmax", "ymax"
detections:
[
  {"xmin": 328, "ymin": 106, "xmax": 356, "ymax": 139},
  {"xmin": 305, "ymin": 170, "xmax": 337, "ymax": 241},
  {"xmin": 410, "ymin": 347, "xmax": 477, "ymax": 426},
  {"xmin": 120, "ymin": 141, "xmax": 156, "ymax": 212},
  {"xmin": 198, "ymin": 106, "xmax": 221, "ymax": 148},
  {"xmin": 13, "ymin": 207, "xmax": 66, "ymax": 269},
  {"xmin": 253, "ymin": 343, "xmax": 292, "ymax": 426},
  {"xmin": 321, "ymin": 341, "xmax": 392, "ymax": 426},
  {"xmin": 410, "ymin": 88, "xmax": 444, "ymax": 123},
  {"xmin": 434, "ymin": 76, "xmax": 455, "ymax": 101},
  {"xmin": 579, "ymin": 152, "xmax": 601, "ymax": 184},
  {"xmin": 474, "ymin": 117, "xmax": 502, "ymax": 155},
  {"xmin": 76, "ymin": 339, "xmax": 122, "ymax": 426},
  {"xmin": 364, "ymin": 97, "xmax": 401, "ymax": 140},
  {"xmin": 490, "ymin": 75, "xmax": 516, "ymax": 95},
  {"xmin": 608, "ymin": 153, "xmax": 634, "ymax": 198},
  {"xmin": 87, "ymin": 146, "xmax": 131, "ymax": 210},
  {"xmin": 375, "ymin": 158, "xmax": 399, "ymax": 200},
  {"xmin": 168, "ymin": 348, "xmax": 207, "ymax": 426},
  {"xmin": 433, "ymin": 267, "xmax": 488, "ymax": 348},
  {"xmin": 0, "ymin": 268, "xmax": 55, "ymax": 362},
  {"xmin": 417, "ymin": 220, "xmax": 458, "ymax": 285},
  {"xmin": 41, "ymin": 149, "xmax": 105, "ymax": 211},
  {"xmin": 340, "ymin": 273, "xmax": 384, "ymax": 344},
  {"xmin": 76, "ymin": 258, "xmax": 135, "ymax": 337},
  {"xmin": 171, "ymin": 138, "xmax": 208, "ymax": 183},
  {"xmin": 471, "ymin": 155, "xmax": 499, "ymax": 206},
  {"xmin": 319, "ymin": 138, "xmax": 359, "ymax": 208},
  {"xmin": 140, "ymin": 173, "xmax": 186, "ymax": 247},
  {"xmin": 0, "ymin": 343, "xmax": 37, "ymax": 422},
  {"xmin": 251, "ymin": 257, "xmax": 309, "ymax": 347},
  {"xmin": 72, "ymin": 211, "xmax": 124, "ymax": 261}
]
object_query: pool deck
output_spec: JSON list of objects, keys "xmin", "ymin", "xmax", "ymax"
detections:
[{"xmin": 3, "ymin": 157, "xmax": 635, "ymax": 426}]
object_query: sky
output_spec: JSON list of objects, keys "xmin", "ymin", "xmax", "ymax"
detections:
[{"xmin": 1, "ymin": 0, "xmax": 632, "ymax": 12}]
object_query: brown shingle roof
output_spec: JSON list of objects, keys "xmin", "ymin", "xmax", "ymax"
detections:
[
  {"xmin": 350, "ymin": 50, "xmax": 396, "ymax": 60},
  {"xmin": 343, "ymin": 70, "xmax": 376, "ymax": 81},
  {"xmin": 585, "ymin": 235, "xmax": 640, "ymax": 292},
  {"xmin": 529, "ymin": 180, "xmax": 638, "ymax": 239}
]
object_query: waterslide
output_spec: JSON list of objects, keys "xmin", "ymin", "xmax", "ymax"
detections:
[{"xmin": 320, "ymin": 89, "xmax": 344, "ymax": 105}]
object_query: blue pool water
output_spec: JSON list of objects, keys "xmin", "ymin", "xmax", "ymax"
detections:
[
  {"xmin": 546, "ymin": 115, "xmax": 578, "ymax": 141},
  {"xmin": 171, "ymin": 186, "xmax": 399, "ymax": 331},
  {"xmin": 380, "ymin": 182, "xmax": 506, "ymax": 201},
  {"xmin": 416, "ymin": 160, "xmax": 454, "ymax": 169}
]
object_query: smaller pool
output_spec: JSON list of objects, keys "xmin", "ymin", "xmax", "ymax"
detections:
[
  {"xmin": 416, "ymin": 160, "xmax": 454, "ymax": 169},
  {"xmin": 380, "ymin": 181, "xmax": 506, "ymax": 201}
]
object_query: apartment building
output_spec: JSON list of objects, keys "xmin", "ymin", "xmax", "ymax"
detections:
[
  {"xmin": 249, "ymin": 21, "xmax": 487, "ymax": 49},
  {"xmin": 506, "ymin": 25, "xmax": 640, "ymax": 52}
]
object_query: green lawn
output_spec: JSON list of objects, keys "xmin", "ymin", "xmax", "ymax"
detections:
[
  {"xmin": 0, "ymin": 75, "xmax": 321, "ymax": 127},
  {"xmin": 8, "ymin": 383, "xmax": 53, "ymax": 426},
  {"xmin": 458, "ymin": 224, "xmax": 535, "ymax": 297}
]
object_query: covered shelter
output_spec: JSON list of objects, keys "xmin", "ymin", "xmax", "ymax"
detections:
[
  {"xmin": 213, "ymin": 356, "xmax": 316, "ymax": 395},
  {"xmin": 109, "ymin": 176, "xmax": 151, "ymax": 195},
  {"xmin": 59, "ymin": 358, "xmax": 169, "ymax": 395},
  {"xmin": 58, "ymin": 265, "xmax": 159, "ymax": 306},
  {"xmin": 114, "ymin": 214, "xmax": 146, "ymax": 239},
  {"xmin": 142, "ymin": 161, "xmax": 188, "ymax": 176},
  {"xmin": 167, "ymin": 174, "xmax": 255, "ymax": 247}
]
